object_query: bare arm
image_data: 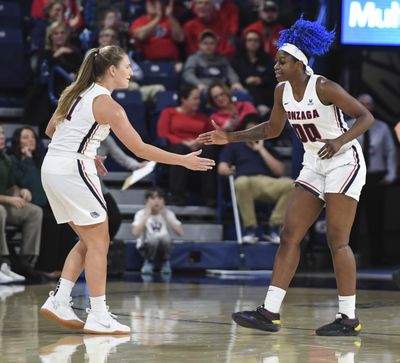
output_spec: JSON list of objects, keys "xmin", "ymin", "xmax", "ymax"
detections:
[
  {"xmin": 217, "ymin": 161, "xmax": 234, "ymax": 176},
  {"xmin": 256, "ymin": 143, "xmax": 284, "ymax": 176},
  {"xmin": 93, "ymin": 96, "xmax": 215, "ymax": 171},
  {"xmin": 197, "ymin": 84, "xmax": 287, "ymax": 145},
  {"xmin": 316, "ymin": 78, "xmax": 374, "ymax": 159},
  {"xmin": 132, "ymin": 209, "xmax": 151, "ymax": 237},
  {"xmin": 163, "ymin": 210, "xmax": 184, "ymax": 236},
  {"xmin": 132, "ymin": 16, "xmax": 161, "ymax": 41}
]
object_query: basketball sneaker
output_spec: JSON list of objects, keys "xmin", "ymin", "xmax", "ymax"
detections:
[
  {"xmin": 83, "ymin": 307, "xmax": 131, "ymax": 335},
  {"xmin": 0, "ymin": 263, "xmax": 25, "ymax": 282},
  {"xmin": 141, "ymin": 260, "xmax": 154, "ymax": 275},
  {"xmin": 39, "ymin": 335, "xmax": 83, "ymax": 363},
  {"xmin": 40, "ymin": 291, "xmax": 85, "ymax": 329},
  {"xmin": 232, "ymin": 305, "xmax": 281, "ymax": 332},
  {"xmin": 316, "ymin": 313, "xmax": 361, "ymax": 336}
]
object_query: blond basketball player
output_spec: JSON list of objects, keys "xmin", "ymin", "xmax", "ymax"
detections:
[
  {"xmin": 198, "ymin": 17, "xmax": 374, "ymax": 336},
  {"xmin": 40, "ymin": 45, "xmax": 215, "ymax": 334}
]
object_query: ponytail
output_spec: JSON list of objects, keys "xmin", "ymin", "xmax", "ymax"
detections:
[{"xmin": 53, "ymin": 45, "xmax": 126, "ymax": 125}]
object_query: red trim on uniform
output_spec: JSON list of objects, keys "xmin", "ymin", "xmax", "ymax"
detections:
[
  {"xmin": 296, "ymin": 179, "xmax": 321, "ymax": 193},
  {"xmin": 339, "ymin": 149, "xmax": 358, "ymax": 193},
  {"xmin": 82, "ymin": 124, "xmax": 100, "ymax": 153},
  {"xmin": 80, "ymin": 160, "xmax": 106, "ymax": 205}
]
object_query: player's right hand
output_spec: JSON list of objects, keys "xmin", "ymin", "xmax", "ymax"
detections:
[
  {"xmin": 182, "ymin": 149, "xmax": 215, "ymax": 171},
  {"xmin": 197, "ymin": 120, "xmax": 229, "ymax": 145}
]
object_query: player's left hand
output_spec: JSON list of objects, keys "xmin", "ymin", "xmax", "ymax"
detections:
[
  {"xmin": 317, "ymin": 138, "xmax": 343, "ymax": 159},
  {"xmin": 95, "ymin": 155, "xmax": 108, "ymax": 176}
]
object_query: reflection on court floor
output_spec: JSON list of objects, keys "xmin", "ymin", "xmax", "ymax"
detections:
[{"xmin": 0, "ymin": 280, "xmax": 399, "ymax": 362}]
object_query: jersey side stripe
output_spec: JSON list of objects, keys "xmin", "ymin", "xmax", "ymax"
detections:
[
  {"xmin": 77, "ymin": 122, "xmax": 97, "ymax": 153},
  {"xmin": 340, "ymin": 146, "xmax": 361, "ymax": 194}
]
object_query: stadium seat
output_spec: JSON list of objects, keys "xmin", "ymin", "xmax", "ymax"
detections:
[
  {"xmin": 0, "ymin": 28, "xmax": 27, "ymax": 88},
  {"xmin": 150, "ymin": 90, "xmax": 178, "ymax": 140},
  {"xmin": 0, "ymin": 2, "xmax": 21, "ymax": 27},
  {"xmin": 112, "ymin": 89, "xmax": 149, "ymax": 142},
  {"xmin": 138, "ymin": 61, "xmax": 178, "ymax": 90}
]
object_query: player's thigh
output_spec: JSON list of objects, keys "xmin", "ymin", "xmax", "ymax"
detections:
[
  {"xmin": 325, "ymin": 193, "xmax": 358, "ymax": 247},
  {"xmin": 281, "ymin": 186, "xmax": 324, "ymax": 244}
]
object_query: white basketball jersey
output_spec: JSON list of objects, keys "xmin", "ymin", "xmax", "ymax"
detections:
[
  {"xmin": 48, "ymin": 83, "xmax": 111, "ymax": 159},
  {"xmin": 282, "ymin": 75, "xmax": 357, "ymax": 156}
]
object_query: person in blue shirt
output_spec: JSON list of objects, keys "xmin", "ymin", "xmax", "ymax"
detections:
[{"xmin": 218, "ymin": 113, "xmax": 293, "ymax": 243}]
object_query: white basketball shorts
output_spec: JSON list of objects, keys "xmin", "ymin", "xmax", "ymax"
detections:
[
  {"xmin": 41, "ymin": 154, "xmax": 107, "ymax": 225},
  {"xmin": 295, "ymin": 143, "xmax": 366, "ymax": 202}
]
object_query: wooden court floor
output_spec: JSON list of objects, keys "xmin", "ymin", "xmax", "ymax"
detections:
[{"xmin": 1, "ymin": 280, "xmax": 400, "ymax": 362}]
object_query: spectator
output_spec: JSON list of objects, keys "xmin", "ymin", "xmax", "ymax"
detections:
[
  {"xmin": 184, "ymin": 0, "xmax": 236, "ymax": 57},
  {"xmin": 129, "ymin": 0, "xmax": 184, "ymax": 61},
  {"xmin": 217, "ymin": 114, "xmax": 293, "ymax": 243},
  {"xmin": 231, "ymin": 30, "xmax": 276, "ymax": 114},
  {"xmin": 94, "ymin": 27, "xmax": 165, "ymax": 103},
  {"xmin": 213, "ymin": 0, "xmax": 239, "ymax": 36},
  {"xmin": 157, "ymin": 84, "xmax": 218, "ymax": 206},
  {"xmin": 208, "ymin": 81, "xmax": 257, "ymax": 131},
  {"xmin": 350, "ymin": 94, "xmax": 397, "ymax": 266},
  {"xmin": 132, "ymin": 187, "xmax": 183, "ymax": 275},
  {"xmin": 31, "ymin": 0, "xmax": 84, "ymax": 31},
  {"xmin": 0, "ymin": 125, "xmax": 43, "ymax": 282},
  {"xmin": 182, "ymin": 30, "xmax": 243, "ymax": 93},
  {"xmin": 25, "ymin": 21, "xmax": 83, "ymax": 134},
  {"xmin": 243, "ymin": 0, "xmax": 285, "ymax": 57},
  {"xmin": 98, "ymin": 8, "xmax": 130, "ymax": 50}
]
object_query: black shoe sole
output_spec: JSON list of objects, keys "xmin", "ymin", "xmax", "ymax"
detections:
[
  {"xmin": 231, "ymin": 313, "xmax": 280, "ymax": 332},
  {"xmin": 315, "ymin": 330, "xmax": 360, "ymax": 336}
]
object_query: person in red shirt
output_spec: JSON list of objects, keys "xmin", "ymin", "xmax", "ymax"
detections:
[
  {"xmin": 243, "ymin": 0, "xmax": 285, "ymax": 57},
  {"xmin": 31, "ymin": 0, "xmax": 84, "ymax": 31},
  {"xmin": 207, "ymin": 81, "xmax": 257, "ymax": 131},
  {"xmin": 184, "ymin": 0, "xmax": 236, "ymax": 57},
  {"xmin": 130, "ymin": 0, "xmax": 184, "ymax": 61},
  {"xmin": 157, "ymin": 84, "xmax": 218, "ymax": 206}
]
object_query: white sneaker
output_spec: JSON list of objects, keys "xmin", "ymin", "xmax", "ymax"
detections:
[
  {"xmin": 242, "ymin": 233, "xmax": 259, "ymax": 244},
  {"xmin": 40, "ymin": 291, "xmax": 85, "ymax": 329},
  {"xmin": 83, "ymin": 307, "xmax": 131, "ymax": 335},
  {"xmin": 264, "ymin": 232, "xmax": 281, "ymax": 244},
  {"xmin": 0, "ymin": 263, "xmax": 25, "ymax": 282},
  {"xmin": 0, "ymin": 270, "xmax": 13, "ymax": 284},
  {"xmin": 83, "ymin": 335, "xmax": 130, "ymax": 361}
]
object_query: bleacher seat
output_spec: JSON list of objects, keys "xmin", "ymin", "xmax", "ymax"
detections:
[
  {"xmin": 0, "ymin": 2, "xmax": 21, "ymax": 27},
  {"xmin": 0, "ymin": 28, "xmax": 27, "ymax": 88},
  {"xmin": 150, "ymin": 90, "xmax": 178, "ymax": 140},
  {"xmin": 112, "ymin": 89, "xmax": 149, "ymax": 142},
  {"xmin": 138, "ymin": 61, "xmax": 178, "ymax": 90}
]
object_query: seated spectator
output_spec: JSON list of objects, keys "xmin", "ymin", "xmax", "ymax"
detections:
[
  {"xmin": 98, "ymin": 7, "xmax": 130, "ymax": 50},
  {"xmin": 94, "ymin": 27, "xmax": 165, "ymax": 103},
  {"xmin": 31, "ymin": 0, "xmax": 84, "ymax": 32},
  {"xmin": 231, "ymin": 30, "xmax": 276, "ymax": 115},
  {"xmin": 217, "ymin": 114, "xmax": 293, "ymax": 243},
  {"xmin": 243, "ymin": 0, "xmax": 285, "ymax": 57},
  {"xmin": 132, "ymin": 187, "xmax": 183, "ymax": 275},
  {"xmin": 157, "ymin": 84, "xmax": 219, "ymax": 206},
  {"xmin": 8, "ymin": 126, "xmax": 76, "ymax": 277},
  {"xmin": 0, "ymin": 125, "xmax": 43, "ymax": 282},
  {"xmin": 207, "ymin": 81, "xmax": 257, "ymax": 131},
  {"xmin": 184, "ymin": 0, "xmax": 236, "ymax": 57},
  {"xmin": 25, "ymin": 21, "xmax": 83, "ymax": 134},
  {"xmin": 182, "ymin": 30, "xmax": 243, "ymax": 93},
  {"xmin": 129, "ymin": 0, "xmax": 184, "ymax": 61}
]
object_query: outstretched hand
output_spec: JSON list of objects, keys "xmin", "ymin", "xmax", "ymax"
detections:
[
  {"xmin": 317, "ymin": 138, "xmax": 343, "ymax": 159},
  {"xmin": 197, "ymin": 120, "xmax": 229, "ymax": 145},
  {"xmin": 182, "ymin": 149, "xmax": 215, "ymax": 171},
  {"xmin": 95, "ymin": 155, "xmax": 108, "ymax": 176}
]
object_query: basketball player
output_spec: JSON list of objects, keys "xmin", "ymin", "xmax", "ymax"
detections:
[
  {"xmin": 197, "ymin": 17, "xmax": 374, "ymax": 336},
  {"xmin": 40, "ymin": 45, "xmax": 215, "ymax": 334}
]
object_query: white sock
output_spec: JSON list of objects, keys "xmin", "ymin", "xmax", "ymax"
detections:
[
  {"xmin": 264, "ymin": 285, "xmax": 286, "ymax": 314},
  {"xmin": 338, "ymin": 295, "xmax": 356, "ymax": 319},
  {"xmin": 90, "ymin": 295, "xmax": 107, "ymax": 314},
  {"xmin": 53, "ymin": 278, "xmax": 74, "ymax": 302}
]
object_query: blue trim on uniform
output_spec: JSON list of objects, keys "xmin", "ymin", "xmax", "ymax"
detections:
[
  {"xmin": 342, "ymin": 146, "xmax": 361, "ymax": 194},
  {"xmin": 77, "ymin": 122, "xmax": 97, "ymax": 153},
  {"xmin": 77, "ymin": 160, "xmax": 107, "ymax": 212},
  {"xmin": 295, "ymin": 181, "xmax": 320, "ymax": 198}
]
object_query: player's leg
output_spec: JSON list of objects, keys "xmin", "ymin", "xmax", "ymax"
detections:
[
  {"xmin": 316, "ymin": 193, "xmax": 361, "ymax": 336},
  {"xmin": 232, "ymin": 186, "xmax": 324, "ymax": 332}
]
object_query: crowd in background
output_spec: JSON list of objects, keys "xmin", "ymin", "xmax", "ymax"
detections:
[{"xmin": 0, "ymin": 0, "xmax": 399, "ymax": 283}]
